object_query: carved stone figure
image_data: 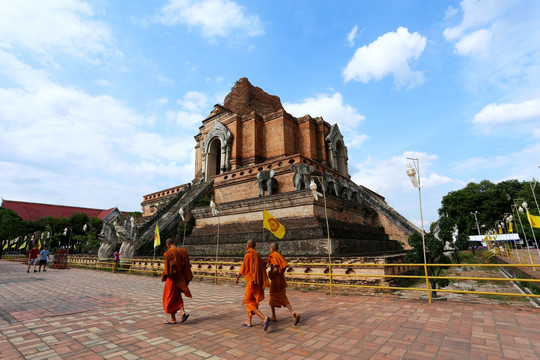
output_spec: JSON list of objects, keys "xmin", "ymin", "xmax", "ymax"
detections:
[
  {"xmin": 322, "ymin": 172, "xmax": 342, "ymax": 197},
  {"xmin": 97, "ymin": 223, "xmax": 116, "ymax": 259},
  {"xmin": 256, "ymin": 169, "xmax": 278, "ymax": 196},
  {"xmin": 291, "ymin": 163, "xmax": 315, "ymax": 190}
]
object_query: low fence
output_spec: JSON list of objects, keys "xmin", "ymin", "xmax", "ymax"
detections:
[{"xmin": 4, "ymin": 254, "xmax": 540, "ymax": 304}]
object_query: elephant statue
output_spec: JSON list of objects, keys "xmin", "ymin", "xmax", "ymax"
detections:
[
  {"xmin": 322, "ymin": 172, "xmax": 342, "ymax": 197},
  {"xmin": 350, "ymin": 183, "xmax": 361, "ymax": 202},
  {"xmin": 256, "ymin": 169, "xmax": 278, "ymax": 196},
  {"xmin": 341, "ymin": 180, "xmax": 353, "ymax": 201},
  {"xmin": 291, "ymin": 163, "xmax": 315, "ymax": 190}
]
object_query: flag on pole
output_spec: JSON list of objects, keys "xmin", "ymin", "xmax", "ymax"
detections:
[
  {"xmin": 263, "ymin": 209, "xmax": 286, "ymax": 239},
  {"xmin": 154, "ymin": 224, "xmax": 161, "ymax": 247},
  {"xmin": 498, "ymin": 227, "xmax": 503, "ymax": 234},
  {"xmin": 11, "ymin": 242, "xmax": 16, "ymax": 248},
  {"xmin": 19, "ymin": 241, "xmax": 27, "ymax": 250},
  {"xmin": 38, "ymin": 238, "xmax": 41, "ymax": 249},
  {"xmin": 2, "ymin": 243, "xmax": 7, "ymax": 250},
  {"xmin": 508, "ymin": 221, "xmax": 513, "ymax": 233},
  {"xmin": 526, "ymin": 209, "xmax": 540, "ymax": 228}
]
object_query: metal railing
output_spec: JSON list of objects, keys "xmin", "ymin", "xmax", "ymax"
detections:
[{"xmin": 4, "ymin": 254, "xmax": 540, "ymax": 304}]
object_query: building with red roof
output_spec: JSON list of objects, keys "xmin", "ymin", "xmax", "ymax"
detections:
[{"xmin": 1, "ymin": 199, "xmax": 124, "ymax": 223}]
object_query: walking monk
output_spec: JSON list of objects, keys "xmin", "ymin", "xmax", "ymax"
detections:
[
  {"xmin": 267, "ymin": 242, "xmax": 300, "ymax": 325},
  {"xmin": 236, "ymin": 240, "xmax": 271, "ymax": 331},
  {"xmin": 162, "ymin": 237, "xmax": 193, "ymax": 324}
]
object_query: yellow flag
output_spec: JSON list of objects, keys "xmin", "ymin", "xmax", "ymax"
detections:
[
  {"xmin": 263, "ymin": 209, "xmax": 286, "ymax": 239},
  {"xmin": 2, "ymin": 243, "xmax": 7, "ymax": 250},
  {"xmin": 11, "ymin": 243, "xmax": 16, "ymax": 248},
  {"xmin": 526, "ymin": 209, "xmax": 540, "ymax": 229},
  {"xmin": 19, "ymin": 241, "xmax": 27, "ymax": 250},
  {"xmin": 498, "ymin": 227, "xmax": 503, "ymax": 234},
  {"xmin": 508, "ymin": 221, "xmax": 513, "ymax": 233},
  {"xmin": 154, "ymin": 224, "xmax": 161, "ymax": 247},
  {"xmin": 38, "ymin": 239, "xmax": 41, "ymax": 249}
]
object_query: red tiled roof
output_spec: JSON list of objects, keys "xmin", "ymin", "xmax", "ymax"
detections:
[{"xmin": 1, "ymin": 200, "xmax": 119, "ymax": 222}]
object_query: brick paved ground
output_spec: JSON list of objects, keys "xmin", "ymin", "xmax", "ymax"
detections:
[{"xmin": 1, "ymin": 260, "xmax": 539, "ymax": 360}]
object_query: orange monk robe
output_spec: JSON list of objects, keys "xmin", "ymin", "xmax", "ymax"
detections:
[
  {"xmin": 162, "ymin": 247, "xmax": 193, "ymax": 315},
  {"xmin": 239, "ymin": 248, "xmax": 270, "ymax": 315},
  {"xmin": 267, "ymin": 251, "xmax": 290, "ymax": 307}
]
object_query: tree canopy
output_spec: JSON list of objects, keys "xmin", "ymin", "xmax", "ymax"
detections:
[{"xmin": 438, "ymin": 179, "xmax": 539, "ymax": 239}]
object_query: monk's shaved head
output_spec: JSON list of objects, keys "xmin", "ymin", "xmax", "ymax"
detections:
[
  {"xmin": 247, "ymin": 239, "xmax": 256, "ymax": 248},
  {"xmin": 166, "ymin": 237, "xmax": 176, "ymax": 246},
  {"xmin": 270, "ymin": 242, "xmax": 278, "ymax": 251}
]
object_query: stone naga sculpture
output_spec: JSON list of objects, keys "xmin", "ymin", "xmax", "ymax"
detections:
[
  {"xmin": 256, "ymin": 169, "xmax": 278, "ymax": 196},
  {"xmin": 291, "ymin": 163, "xmax": 315, "ymax": 190},
  {"xmin": 97, "ymin": 223, "xmax": 117, "ymax": 259}
]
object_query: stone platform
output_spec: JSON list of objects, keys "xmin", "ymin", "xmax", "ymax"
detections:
[{"xmin": 1, "ymin": 260, "xmax": 539, "ymax": 360}]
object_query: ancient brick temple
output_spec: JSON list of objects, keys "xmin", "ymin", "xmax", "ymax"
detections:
[{"xmin": 135, "ymin": 77, "xmax": 418, "ymax": 257}]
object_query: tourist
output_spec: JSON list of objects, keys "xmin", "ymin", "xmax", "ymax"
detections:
[
  {"xmin": 266, "ymin": 242, "xmax": 300, "ymax": 325},
  {"xmin": 162, "ymin": 237, "xmax": 193, "ymax": 324},
  {"xmin": 235, "ymin": 240, "xmax": 270, "ymax": 331},
  {"xmin": 27, "ymin": 244, "xmax": 39, "ymax": 273},
  {"xmin": 112, "ymin": 248, "xmax": 123, "ymax": 273},
  {"xmin": 38, "ymin": 246, "xmax": 51, "ymax": 272}
]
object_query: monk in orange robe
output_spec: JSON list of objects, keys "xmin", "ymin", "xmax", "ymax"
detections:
[
  {"xmin": 236, "ymin": 240, "xmax": 270, "ymax": 331},
  {"xmin": 267, "ymin": 242, "xmax": 300, "ymax": 325},
  {"xmin": 162, "ymin": 237, "xmax": 193, "ymax": 324}
]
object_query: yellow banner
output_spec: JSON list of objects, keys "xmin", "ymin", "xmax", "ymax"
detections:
[
  {"xmin": 527, "ymin": 209, "xmax": 540, "ymax": 229},
  {"xmin": 154, "ymin": 224, "xmax": 161, "ymax": 247},
  {"xmin": 263, "ymin": 209, "xmax": 286, "ymax": 239},
  {"xmin": 19, "ymin": 241, "xmax": 27, "ymax": 250},
  {"xmin": 2, "ymin": 243, "xmax": 7, "ymax": 250},
  {"xmin": 508, "ymin": 221, "xmax": 513, "ymax": 233}
]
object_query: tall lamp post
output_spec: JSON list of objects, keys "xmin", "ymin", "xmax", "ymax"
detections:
[
  {"xmin": 471, "ymin": 211, "xmax": 481, "ymax": 235},
  {"xmin": 406, "ymin": 158, "xmax": 432, "ymax": 303},
  {"xmin": 521, "ymin": 201, "xmax": 540, "ymax": 256},
  {"xmin": 179, "ymin": 208, "xmax": 186, "ymax": 247},
  {"xmin": 309, "ymin": 177, "xmax": 333, "ymax": 296}
]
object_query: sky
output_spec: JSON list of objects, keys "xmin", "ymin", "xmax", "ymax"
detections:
[{"xmin": 1, "ymin": 0, "xmax": 539, "ymax": 229}]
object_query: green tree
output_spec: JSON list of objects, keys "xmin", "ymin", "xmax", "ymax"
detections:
[{"xmin": 406, "ymin": 232, "xmax": 450, "ymax": 298}]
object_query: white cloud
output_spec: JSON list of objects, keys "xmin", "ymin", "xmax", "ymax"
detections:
[
  {"xmin": 177, "ymin": 91, "xmax": 209, "ymax": 112},
  {"xmin": 455, "ymin": 29, "xmax": 491, "ymax": 58},
  {"xmin": 158, "ymin": 74, "xmax": 174, "ymax": 84},
  {"xmin": 473, "ymin": 98, "xmax": 540, "ymax": 137},
  {"xmin": 166, "ymin": 91, "xmax": 211, "ymax": 129},
  {"xmin": 157, "ymin": 0, "xmax": 264, "ymax": 38},
  {"xmin": 157, "ymin": 97, "xmax": 169, "ymax": 105},
  {"xmin": 0, "ymin": 53, "xmax": 195, "ymax": 211},
  {"xmin": 443, "ymin": 0, "xmax": 540, "ymax": 95},
  {"xmin": 0, "ymin": 0, "xmax": 115, "ymax": 63},
  {"xmin": 346, "ymin": 25, "xmax": 358, "ymax": 47},
  {"xmin": 350, "ymin": 151, "xmax": 464, "ymax": 227},
  {"xmin": 284, "ymin": 92, "xmax": 368, "ymax": 147},
  {"xmin": 443, "ymin": 0, "xmax": 513, "ymax": 41},
  {"xmin": 96, "ymin": 79, "xmax": 114, "ymax": 87},
  {"xmin": 343, "ymin": 27, "xmax": 426, "ymax": 89}
]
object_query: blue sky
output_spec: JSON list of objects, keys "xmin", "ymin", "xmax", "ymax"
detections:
[{"xmin": 1, "ymin": 0, "xmax": 539, "ymax": 228}]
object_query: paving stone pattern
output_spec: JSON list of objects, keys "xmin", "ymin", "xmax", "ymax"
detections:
[{"xmin": 1, "ymin": 260, "xmax": 539, "ymax": 360}]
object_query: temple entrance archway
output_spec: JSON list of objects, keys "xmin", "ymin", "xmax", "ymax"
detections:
[
  {"xmin": 206, "ymin": 137, "xmax": 222, "ymax": 180},
  {"xmin": 336, "ymin": 141, "xmax": 347, "ymax": 176}
]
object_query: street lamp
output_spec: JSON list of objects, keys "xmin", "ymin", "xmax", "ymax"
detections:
[
  {"xmin": 470, "ymin": 211, "xmax": 481, "ymax": 235},
  {"xmin": 309, "ymin": 177, "xmax": 333, "ymax": 296},
  {"xmin": 521, "ymin": 201, "xmax": 540, "ymax": 255},
  {"xmin": 179, "ymin": 208, "xmax": 186, "ymax": 247},
  {"xmin": 406, "ymin": 158, "xmax": 432, "ymax": 303}
]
